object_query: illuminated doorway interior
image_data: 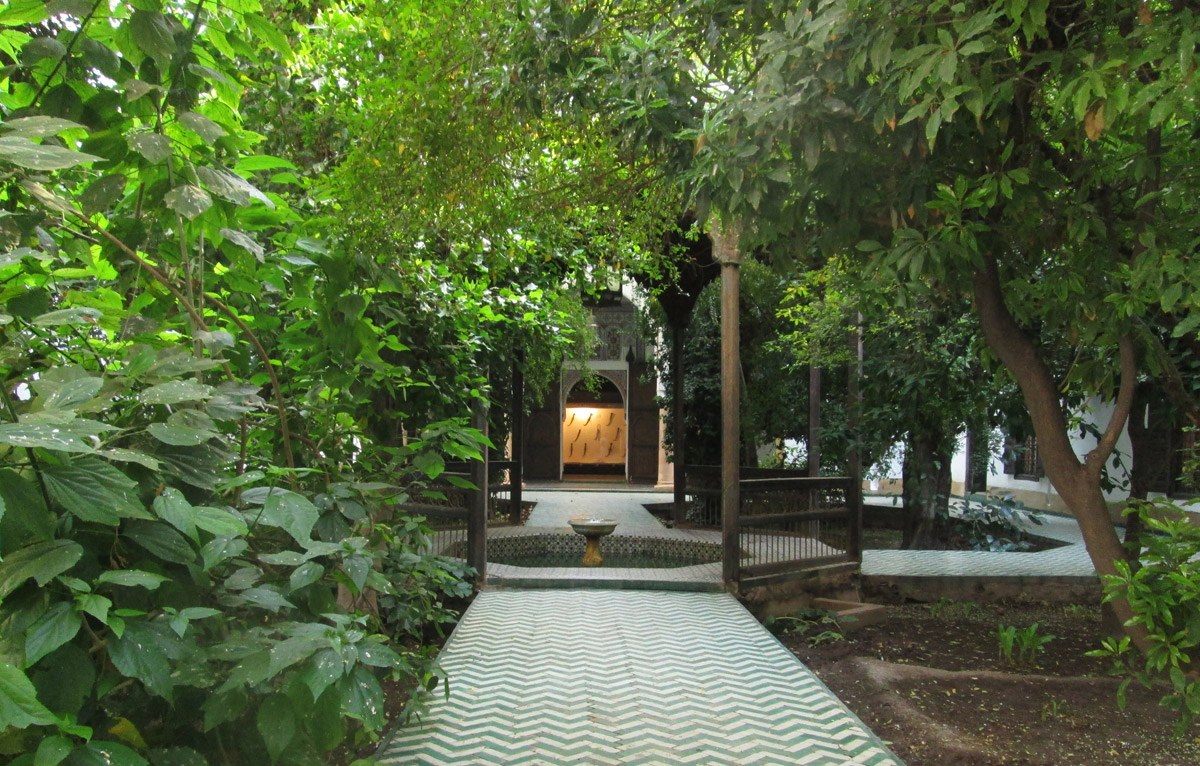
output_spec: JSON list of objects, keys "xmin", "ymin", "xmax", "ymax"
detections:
[{"xmin": 563, "ymin": 377, "xmax": 626, "ymax": 478}]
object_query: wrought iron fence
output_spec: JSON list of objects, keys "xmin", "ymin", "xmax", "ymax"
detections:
[{"xmin": 682, "ymin": 465, "xmax": 859, "ymax": 582}]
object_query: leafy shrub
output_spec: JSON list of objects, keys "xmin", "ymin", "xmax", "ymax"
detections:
[
  {"xmin": 1088, "ymin": 500, "xmax": 1200, "ymax": 736},
  {"xmin": 944, "ymin": 493, "xmax": 1045, "ymax": 552}
]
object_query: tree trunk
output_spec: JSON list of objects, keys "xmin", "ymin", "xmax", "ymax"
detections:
[
  {"xmin": 972, "ymin": 256, "xmax": 1150, "ymax": 653},
  {"xmin": 901, "ymin": 432, "xmax": 953, "ymax": 549}
]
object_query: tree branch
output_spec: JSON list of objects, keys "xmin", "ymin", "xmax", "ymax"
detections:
[{"xmin": 1084, "ymin": 334, "xmax": 1136, "ymax": 479}]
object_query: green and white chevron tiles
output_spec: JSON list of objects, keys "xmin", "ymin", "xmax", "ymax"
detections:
[{"xmin": 377, "ymin": 590, "xmax": 903, "ymax": 765}]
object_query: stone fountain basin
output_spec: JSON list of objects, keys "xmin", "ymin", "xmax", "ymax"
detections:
[{"xmin": 568, "ymin": 518, "xmax": 618, "ymax": 536}]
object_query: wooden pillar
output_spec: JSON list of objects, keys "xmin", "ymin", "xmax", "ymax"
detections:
[
  {"xmin": 808, "ymin": 364, "xmax": 821, "ymax": 477},
  {"xmin": 469, "ymin": 396, "xmax": 488, "ymax": 585},
  {"xmin": 847, "ymin": 317, "xmax": 863, "ymax": 563},
  {"xmin": 713, "ymin": 222, "xmax": 742, "ymax": 588},
  {"xmin": 510, "ymin": 354, "xmax": 524, "ymax": 525},
  {"xmin": 671, "ymin": 319, "xmax": 687, "ymax": 526}
]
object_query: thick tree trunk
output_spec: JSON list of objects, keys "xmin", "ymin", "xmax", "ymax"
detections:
[
  {"xmin": 901, "ymin": 432, "xmax": 953, "ymax": 549},
  {"xmin": 972, "ymin": 256, "xmax": 1150, "ymax": 653}
]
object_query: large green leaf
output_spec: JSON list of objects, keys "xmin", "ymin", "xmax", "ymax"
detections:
[
  {"xmin": 191, "ymin": 506, "xmax": 248, "ymax": 537},
  {"xmin": 108, "ymin": 620, "xmax": 175, "ymax": 701},
  {"xmin": 0, "ymin": 661, "xmax": 57, "ymax": 729},
  {"xmin": 36, "ymin": 374, "xmax": 103, "ymax": 411},
  {"xmin": 32, "ymin": 642, "xmax": 94, "ymax": 717},
  {"xmin": 80, "ymin": 173, "xmax": 127, "ymax": 215},
  {"xmin": 256, "ymin": 693, "xmax": 296, "ymax": 764},
  {"xmin": 163, "ymin": 184, "xmax": 213, "ymax": 219},
  {"xmin": 0, "ymin": 414, "xmax": 112, "ymax": 453},
  {"xmin": 178, "ymin": 113, "xmax": 226, "ymax": 145},
  {"xmin": 0, "ymin": 116, "xmax": 85, "ymax": 138},
  {"xmin": 95, "ymin": 570, "xmax": 170, "ymax": 590},
  {"xmin": 80, "ymin": 740, "xmax": 149, "ymax": 766},
  {"xmin": 196, "ymin": 165, "xmax": 275, "ymax": 209},
  {"xmin": 153, "ymin": 488, "xmax": 197, "ymax": 542},
  {"xmin": 139, "ymin": 379, "xmax": 214, "ymax": 405},
  {"xmin": 0, "ymin": 540, "xmax": 83, "ymax": 601},
  {"xmin": 24, "ymin": 601, "xmax": 81, "ymax": 667},
  {"xmin": 258, "ymin": 492, "xmax": 319, "ymax": 544},
  {"xmin": 124, "ymin": 520, "xmax": 196, "ymax": 565},
  {"xmin": 129, "ymin": 10, "xmax": 176, "ymax": 64},
  {"xmin": 43, "ymin": 458, "xmax": 150, "ymax": 525},
  {"xmin": 0, "ymin": 0, "xmax": 47, "ymax": 26},
  {"xmin": 0, "ymin": 136, "xmax": 99, "ymax": 170},
  {"xmin": 33, "ymin": 734, "xmax": 73, "ymax": 766},
  {"xmin": 340, "ymin": 666, "xmax": 385, "ymax": 731},
  {"xmin": 128, "ymin": 133, "xmax": 173, "ymax": 163},
  {"xmin": 0, "ymin": 469, "xmax": 55, "ymax": 551},
  {"xmin": 147, "ymin": 746, "xmax": 209, "ymax": 766}
]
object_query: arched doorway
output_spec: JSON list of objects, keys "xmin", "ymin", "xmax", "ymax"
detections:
[{"xmin": 562, "ymin": 376, "xmax": 627, "ymax": 479}]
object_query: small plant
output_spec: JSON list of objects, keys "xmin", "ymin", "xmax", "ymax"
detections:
[
  {"xmin": 995, "ymin": 624, "xmax": 1018, "ymax": 663},
  {"xmin": 1041, "ymin": 698, "xmax": 1071, "ymax": 720},
  {"xmin": 928, "ymin": 598, "xmax": 955, "ymax": 619},
  {"xmin": 996, "ymin": 623, "xmax": 1055, "ymax": 664},
  {"xmin": 1014, "ymin": 623, "xmax": 1056, "ymax": 663},
  {"xmin": 765, "ymin": 608, "xmax": 845, "ymax": 646}
]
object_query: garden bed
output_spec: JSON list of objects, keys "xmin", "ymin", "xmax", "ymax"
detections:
[{"xmin": 777, "ymin": 601, "xmax": 1200, "ymax": 766}]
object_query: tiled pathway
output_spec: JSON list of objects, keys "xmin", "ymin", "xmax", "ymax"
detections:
[{"xmin": 377, "ymin": 590, "xmax": 903, "ymax": 766}]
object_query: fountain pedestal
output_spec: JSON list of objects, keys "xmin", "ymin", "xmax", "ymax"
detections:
[{"xmin": 568, "ymin": 518, "xmax": 618, "ymax": 567}]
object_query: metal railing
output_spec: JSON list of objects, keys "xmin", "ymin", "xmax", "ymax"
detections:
[{"xmin": 683, "ymin": 465, "xmax": 859, "ymax": 584}]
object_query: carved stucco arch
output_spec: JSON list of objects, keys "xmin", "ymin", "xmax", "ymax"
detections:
[{"xmin": 561, "ymin": 368, "xmax": 628, "ymax": 410}]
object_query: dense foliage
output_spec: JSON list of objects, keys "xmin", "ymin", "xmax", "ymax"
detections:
[{"xmin": 0, "ymin": 2, "xmax": 622, "ymax": 764}]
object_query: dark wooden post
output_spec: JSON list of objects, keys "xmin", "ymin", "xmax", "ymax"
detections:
[
  {"xmin": 808, "ymin": 364, "xmax": 821, "ymax": 477},
  {"xmin": 671, "ymin": 319, "xmax": 688, "ymax": 526},
  {"xmin": 510, "ymin": 353, "xmax": 524, "ymax": 525},
  {"xmin": 713, "ymin": 222, "xmax": 742, "ymax": 588},
  {"xmin": 846, "ymin": 317, "xmax": 864, "ymax": 563},
  {"xmin": 469, "ymin": 396, "xmax": 488, "ymax": 584}
]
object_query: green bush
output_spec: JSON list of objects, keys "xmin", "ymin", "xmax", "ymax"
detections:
[{"xmin": 1088, "ymin": 500, "xmax": 1200, "ymax": 736}]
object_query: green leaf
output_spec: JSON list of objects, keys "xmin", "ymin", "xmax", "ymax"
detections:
[
  {"xmin": 0, "ymin": 469, "xmax": 55, "ymax": 549},
  {"xmin": 0, "ymin": 0, "xmax": 47, "ymax": 26},
  {"xmin": 24, "ymin": 601, "xmax": 82, "ymax": 666},
  {"xmin": 147, "ymin": 422, "xmax": 217, "ymax": 446},
  {"xmin": 219, "ymin": 228, "xmax": 264, "ymax": 260},
  {"xmin": 0, "ymin": 412, "xmax": 112, "ymax": 453},
  {"xmin": 82, "ymin": 741, "xmax": 149, "ymax": 766},
  {"xmin": 130, "ymin": 10, "xmax": 176, "ymax": 64},
  {"xmin": 80, "ymin": 174, "xmax": 127, "ymax": 215},
  {"xmin": 196, "ymin": 166, "xmax": 275, "ymax": 209},
  {"xmin": 0, "ymin": 117, "xmax": 85, "ymax": 138},
  {"xmin": 413, "ymin": 451, "xmax": 445, "ymax": 480},
  {"xmin": 97, "ymin": 448, "xmax": 161, "ymax": 470},
  {"xmin": 191, "ymin": 506, "xmax": 248, "ymax": 537},
  {"xmin": 297, "ymin": 648, "xmax": 342, "ymax": 701},
  {"xmin": 164, "ymin": 185, "xmax": 212, "ymax": 219},
  {"xmin": 201, "ymin": 688, "xmax": 247, "ymax": 731},
  {"xmin": 108, "ymin": 620, "xmax": 175, "ymax": 701},
  {"xmin": 245, "ymin": 14, "xmax": 294, "ymax": 59},
  {"xmin": 32, "ymin": 307, "xmax": 103, "ymax": 327},
  {"xmin": 20, "ymin": 37, "xmax": 66, "ymax": 65},
  {"xmin": 256, "ymin": 694, "xmax": 296, "ymax": 764},
  {"xmin": 124, "ymin": 520, "xmax": 196, "ymax": 565},
  {"xmin": 38, "ymin": 375, "xmax": 102, "ymax": 411},
  {"xmin": 139, "ymin": 379, "xmax": 214, "ymax": 405},
  {"xmin": 96, "ymin": 570, "xmax": 170, "ymax": 590},
  {"xmin": 0, "ymin": 661, "xmax": 57, "ymax": 729},
  {"xmin": 289, "ymin": 561, "xmax": 324, "ymax": 591},
  {"xmin": 31, "ymin": 642, "xmax": 93, "ymax": 717},
  {"xmin": 178, "ymin": 113, "xmax": 226, "ymax": 145},
  {"xmin": 34, "ymin": 734, "xmax": 73, "ymax": 766},
  {"xmin": 43, "ymin": 458, "xmax": 150, "ymax": 525},
  {"xmin": 237, "ymin": 586, "xmax": 294, "ymax": 613},
  {"xmin": 128, "ymin": 133, "xmax": 173, "ymax": 163},
  {"xmin": 0, "ymin": 540, "xmax": 83, "ymax": 601},
  {"xmin": 340, "ymin": 666, "xmax": 385, "ymax": 731},
  {"xmin": 153, "ymin": 488, "xmax": 197, "ymax": 543},
  {"xmin": 0, "ymin": 136, "xmax": 99, "ymax": 170},
  {"xmin": 259, "ymin": 492, "xmax": 319, "ymax": 544}
]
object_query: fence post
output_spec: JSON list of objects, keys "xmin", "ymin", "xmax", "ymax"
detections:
[
  {"xmin": 847, "ymin": 318, "xmax": 863, "ymax": 563},
  {"xmin": 510, "ymin": 354, "xmax": 524, "ymax": 525},
  {"xmin": 469, "ymin": 397, "xmax": 489, "ymax": 585},
  {"xmin": 712, "ymin": 221, "xmax": 742, "ymax": 588}
]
